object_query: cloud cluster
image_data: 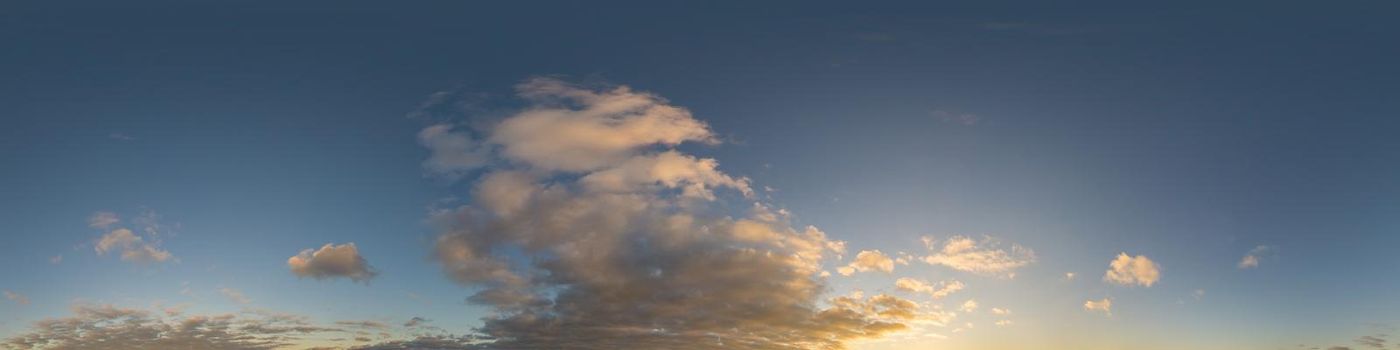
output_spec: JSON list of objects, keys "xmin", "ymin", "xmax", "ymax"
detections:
[
  {"xmin": 1103, "ymin": 253, "xmax": 1161, "ymax": 287},
  {"xmin": 838, "ymin": 250, "xmax": 896, "ymax": 276},
  {"xmin": 894, "ymin": 278, "xmax": 964, "ymax": 299},
  {"xmin": 919, "ymin": 235, "xmax": 1035, "ymax": 277},
  {"xmin": 90, "ymin": 211, "xmax": 176, "ymax": 264},
  {"xmin": 288, "ymin": 243, "xmax": 378, "ymax": 283},
  {"xmin": 418, "ymin": 78, "xmax": 911, "ymax": 349},
  {"xmin": 2, "ymin": 304, "xmax": 341, "ymax": 350}
]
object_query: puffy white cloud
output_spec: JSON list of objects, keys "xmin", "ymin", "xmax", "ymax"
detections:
[
  {"xmin": 287, "ymin": 243, "xmax": 378, "ymax": 283},
  {"xmin": 95, "ymin": 228, "xmax": 174, "ymax": 264},
  {"xmin": 960, "ymin": 299, "xmax": 979, "ymax": 313},
  {"xmin": 1064, "ymin": 272, "xmax": 1076, "ymax": 280},
  {"xmin": 920, "ymin": 235, "xmax": 1035, "ymax": 277},
  {"xmin": 994, "ymin": 319, "xmax": 1013, "ymax": 327},
  {"xmin": 1238, "ymin": 245, "xmax": 1274, "ymax": 269},
  {"xmin": 489, "ymin": 78, "xmax": 717, "ymax": 172},
  {"xmin": 1103, "ymin": 253, "xmax": 1161, "ymax": 287},
  {"xmin": 416, "ymin": 78, "xmax": 915, "ymax": 349},
  {"xmin": 3, "ymin": 290, "xmax": 28, "ymax": 305},
  {"xmin": 1084, "ymin": 298, "xmax": 1113, "ymax": 315},
  {"xmin": 839, "ymin": 250, "xmax": 896, "ymax": 276},
  {"xmin": 894, "ymin": 278, "xmax": 964, "ymax": 299},
  {"xmin": 991, "ymin": 307, "xmax": 1011, "ymax": 316}
]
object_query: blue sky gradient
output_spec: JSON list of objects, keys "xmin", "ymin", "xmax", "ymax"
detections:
[{"xmin": 2, "ymin": 2, "xmax": 1398, "ymax": 349}]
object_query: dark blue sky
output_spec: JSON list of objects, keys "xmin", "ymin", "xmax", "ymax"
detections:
[{"xmin": 1, "ymin": 2, "xmax": 1398, "ymax": 349}]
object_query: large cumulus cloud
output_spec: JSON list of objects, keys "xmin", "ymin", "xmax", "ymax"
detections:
[{"xmin": 417, "ymin": 78, "xmax": 935, "ymax": 349}]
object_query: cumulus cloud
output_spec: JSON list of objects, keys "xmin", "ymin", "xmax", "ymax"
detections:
[
  {"xmin": 894, "ymin": 278, "xmax": 964, "ymax": 299},
  {"xmin": 991, "ymin": 307, "xmax": 1011, "ymax": 316},
  {"xmin": 1103, "ymin": 253, "xmax": 1161, "ymax": 287},
  {"xmin": 1, "ymin": 304, "xmax": 344, "ymax": 349},
  {"xmin": 3, "ymin": 290, "xmax": 29, "ymax": 305},
  {"xmin": 1084, "ymin": 298, "xmax": 1112, "ymax": 315},
  {"xmin": 417, "ymin": 78, "xmax": 920, "ymax": 349},
  {"xmin": 288, "ymin": 243, "xmax": 378, "ymax": 283},
  {"xmin": 1238, "ymin": 245, "xmax": 1275, "ymax": 269},
  {"xmin": 920, "ymin": 235, "xmax": 1035, "ymax": 277},
  {"xmin": 839, "ymin": 250, "xmax": 896, "ymax": 276}
]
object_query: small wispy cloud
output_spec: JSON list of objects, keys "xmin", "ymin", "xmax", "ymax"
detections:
[
  {"xmin": 1084, "ymin": 298, "xmax": 1112, "ymax": 316},
  {"xmin": 3, "ymin": 290, "xmax": 29, "ymax": 305},
  {"xmin": 920, "ymin": 235, "xmax": 1035, "ymax": 278},
  {"xmin": 1238, "ymin": 245, "xmax": 1275, "ymax": 269},
  {"xmin": 931, "ymin": 110, "xmax": 981, "ymax": 126},
  {"xmin": 219, "ymin": 288, "xmax": 251, "ymax": 304}
]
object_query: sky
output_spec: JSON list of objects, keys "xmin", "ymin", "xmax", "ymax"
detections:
[{"xmin": 1, "ymin": 1, "xmax": 1399, "ymax": 350}]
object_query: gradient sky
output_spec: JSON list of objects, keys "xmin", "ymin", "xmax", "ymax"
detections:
[{"xmin": 2, "ymin": 2, "xmax": 1399, "ymax": 350}]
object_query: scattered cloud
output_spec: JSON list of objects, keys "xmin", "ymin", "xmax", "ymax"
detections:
[
  {"xmin": 1, "ymin": 303, "xmax": 344, "ymax": 349},
  {"xmin": 288, "ymin": 243, "xmax": 378, "ymax": 283},
  {"xmin": 1355, "ymin": 335, "xmax": 1385, "ymax": 349},
  {"xmin": 88, "ymin": 212, "xmax": 120, "ymax": 229},
  {"xmin": 1064, "ymin": 272, "xmax": 1076, "ymax": 280},
  {"xmin": 920, "ymin": 235, "xmax": 1035, "ymax": 277},
  {"xmin": 894, "ymin": 278, "xmax": 964, "ymax": 299},
  {"xmin": 417, "ymin": 78, "xmax": 918, "ymax": 348},
  {"xmin": 219, "ymin": 288, "xmax": 251, "ymax": 305},
  {"xmin": 1103, "ymin": 253, "xmax": 1161, "ymax": 287},
  {"xmin": 960, "ymin": 299, "xmax": 978, "ymax": 313},
  {"xmin": 1192, "ymin": 289, "xmax": 1206, "ymax": 300},
  {"xmin": 991, "ymin": 307, "xmax": 1011, "ymax": 316},
  {"xmin": 994, "ymin": 319, "xmax": 1013, "ymax": 327},
  {"xmin": 335, "ymin": 320, "xmax": 390, "ymax": 330},
  {"xmin": 931, "ymin": 110, "xmax": 981, "ymax": 126},
  {"xmin": 403, "ymin": 317, "xmax": 430, "ymax": 328},
  {"xmin": 89, "ymin": 210, "xmax": 177, "ymax": 265},
  {"xmin": 1238, "ymin": 245, "xmax": 1275, "ymax": 269},
  {"xmin": 3, "ymin": 290, "xmax": 29, "ymax": 305},
  {"xmin": 839, "ymin": 250, "xmax": 896, "ymax": 276},
  {"xmin": 1084, "ymin": 298, "xmax": 1113, "ymax": 316},
  {"xmin": 418, "ymin": 124, "xmax": 490, "ymax": 179},
  {"xmin": 48, "ymin": 255, "xmax": 62, "ymax": 264},
  {"xmin": 95, "ymin": 228, "xmax": 174, "ymax": 264}
]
